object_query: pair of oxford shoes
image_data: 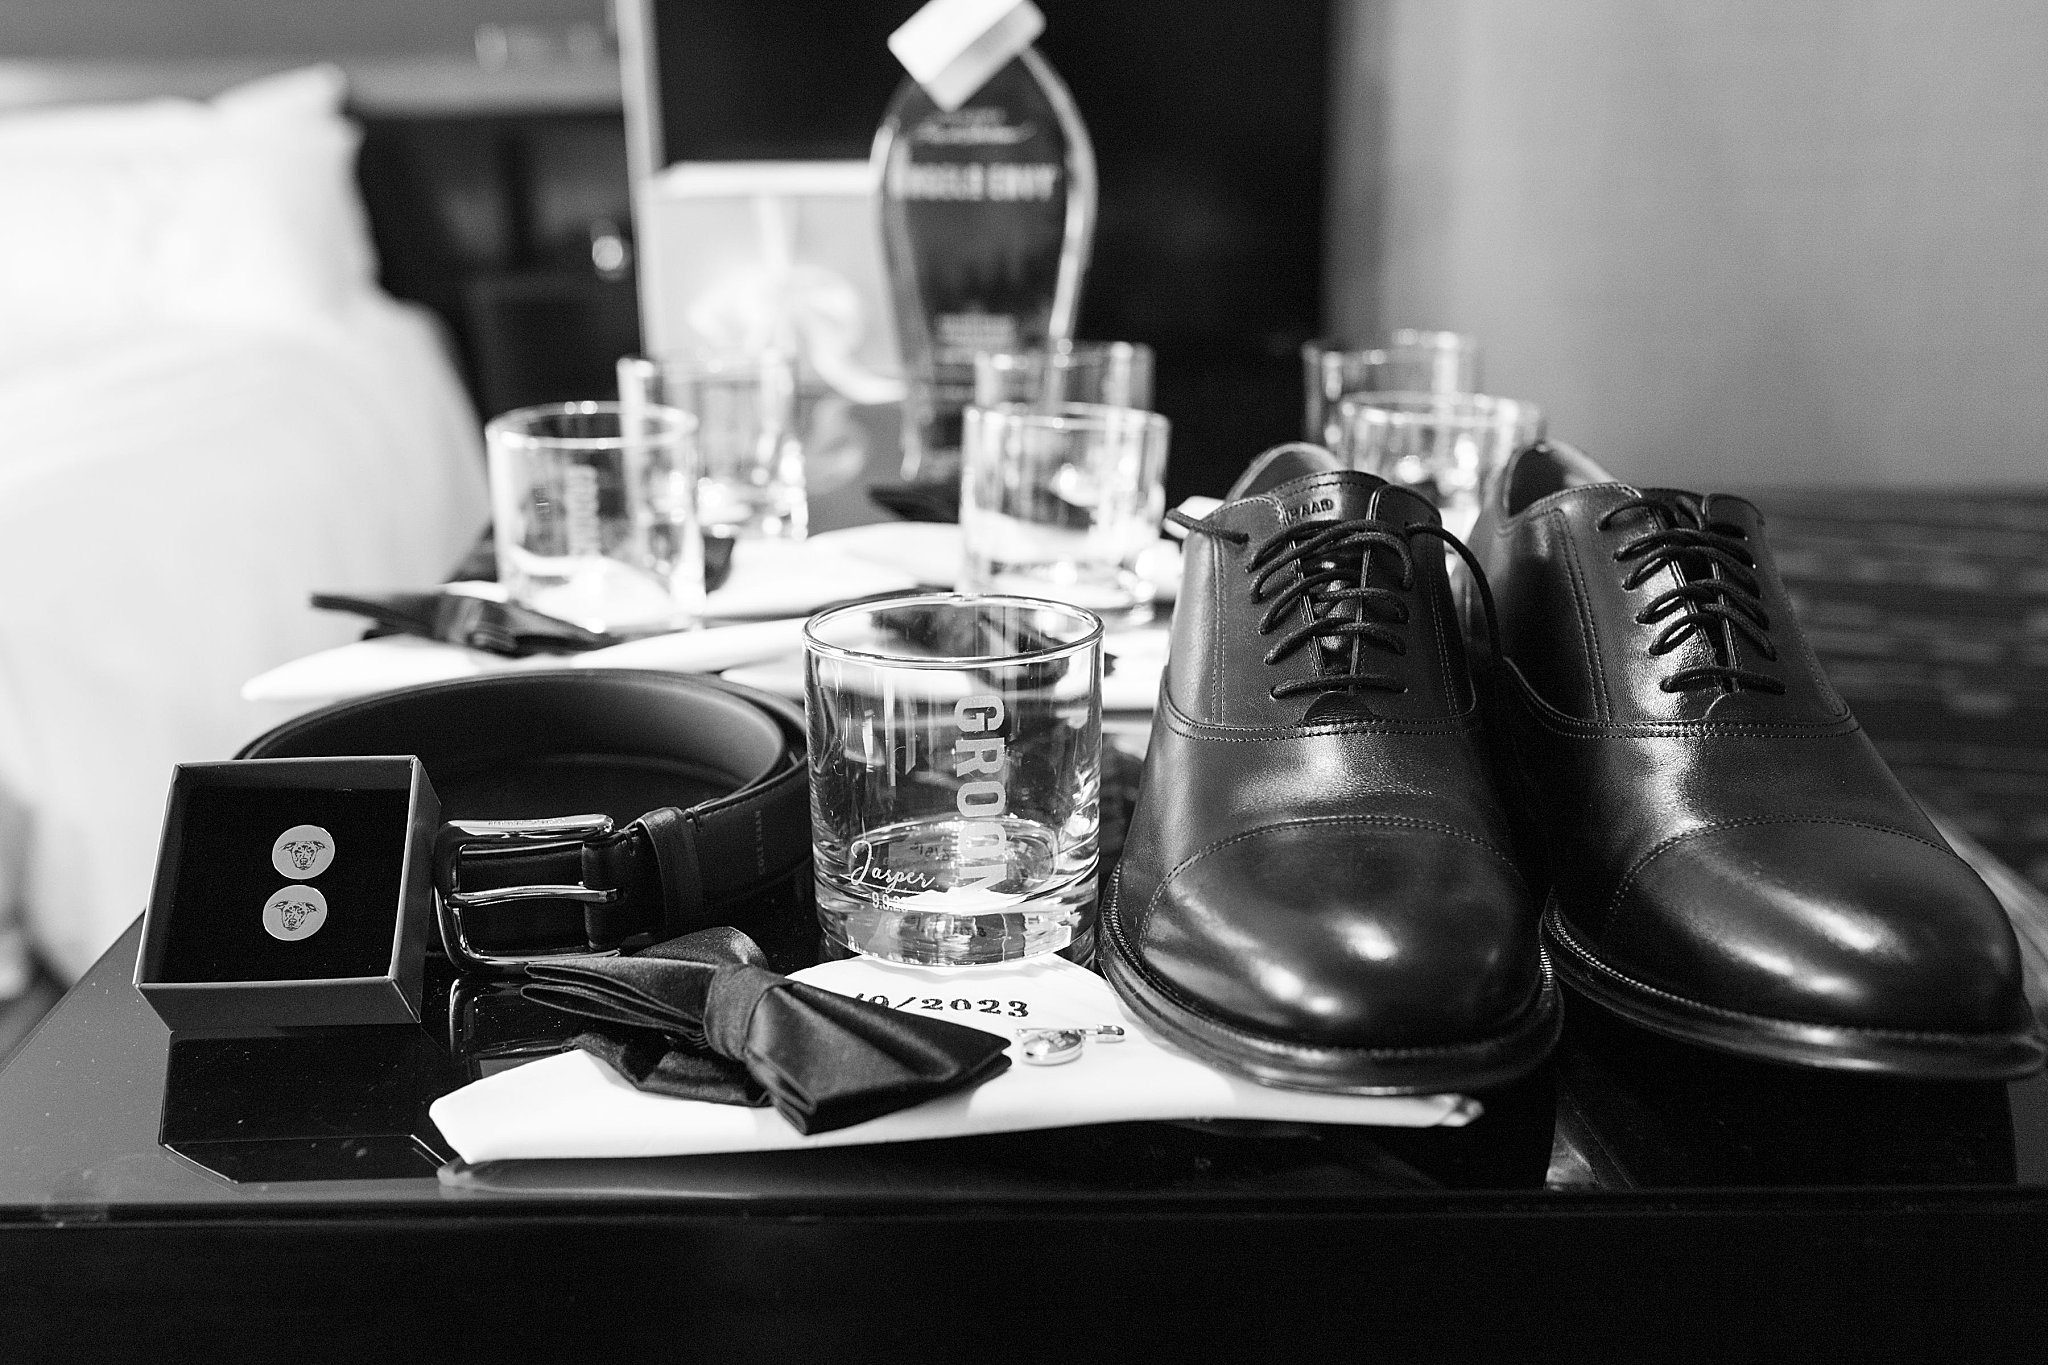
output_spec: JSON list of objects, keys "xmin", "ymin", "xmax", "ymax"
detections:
[{"xmin": 1101, "ymin": 441, "xmax": 2045, "ymax": 1094}]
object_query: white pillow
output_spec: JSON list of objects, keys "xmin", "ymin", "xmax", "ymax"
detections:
[{"xmin": 0, "ymin": 64, "xmax": 379, "ymax": 332}]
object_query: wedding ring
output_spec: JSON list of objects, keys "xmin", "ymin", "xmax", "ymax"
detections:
[
  {"xmin": 1016, "ymin": 1025, "xmax": 1127, "ymax": 1065},
  {"xmin": 1018, "ymin": 1030, "xmax": 1085, "ymax": 1065},
  {"xmin": 272, "ymin": 824, "xmax": 335, "ymax": 880}
]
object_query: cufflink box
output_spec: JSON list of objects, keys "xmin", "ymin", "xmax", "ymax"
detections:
[{"xmin": 135, "ymin": 757, "xmax": 439, "ymax": 1030}]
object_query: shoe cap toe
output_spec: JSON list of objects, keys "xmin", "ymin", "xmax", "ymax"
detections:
[
  {"xmin": 1134, "ymin": 820, "xmax": 1541, "ymax": 1049},
  {"xmin": 1600, "ymin": 820, "xmax": 2033, "ymax": 1036}
]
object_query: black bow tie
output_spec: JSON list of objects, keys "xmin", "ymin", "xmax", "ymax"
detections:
[{"xmin": 520, "ymin": 928, "xmax": 1012, "ymax": 1134}]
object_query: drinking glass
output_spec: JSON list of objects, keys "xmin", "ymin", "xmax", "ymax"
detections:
[
  {"xmin": 1303, "ymin": 330, "xmax": 1482, "ymax": 445},
  {"xmin": 1333, "ymin": 391, "xmax": 1544, "ymax": 539},
  {"xmin": 959, "ymin": 402, "xmax": 1171, "ymax": 621},
  {"xmin": 973, "ymin": 341, "xmax": 1155, "ymax": 411},
  {"xmin": 620, "ymin": 352, "xmax": 866, "ymax": 541},
  {"xmin": 484, "ymin": 401, "xmax": 702, "ymax": 634},
  {"xmin": 805, "ymin": 593, "xmax": 1103, "ymax": 966}
]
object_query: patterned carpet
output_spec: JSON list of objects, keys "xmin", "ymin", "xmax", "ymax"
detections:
[{"xmin": 1765, "ymin": 488, "xmax": 2048, "ymax": 892}]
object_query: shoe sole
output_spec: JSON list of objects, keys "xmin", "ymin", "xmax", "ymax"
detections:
[
  {"xmin": 1099, "ymin": 872, "xmax": 1563, "ymax": 1096},
  {"xmin": 1542, "ymin": 900, "xmax": 2048, "ymax": 1080}
]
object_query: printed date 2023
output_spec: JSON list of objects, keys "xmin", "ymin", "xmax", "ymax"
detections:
[{"xmin": 853, "ymin": 994, "xmax": 1030, "ymax": 1018}]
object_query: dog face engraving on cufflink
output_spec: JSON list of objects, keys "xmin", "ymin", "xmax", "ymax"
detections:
[
  {"xmin": 271, "ymin": 824, "xmax": 335, "ymax": 880},
  {"xmin": 263, "ymin": 885, "xmax": 328, "ymax": 942}
]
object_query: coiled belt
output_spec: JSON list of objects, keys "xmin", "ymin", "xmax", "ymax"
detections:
[{"xmin": 239, "ymin": 671, "xmax": 810, "ymax": 973}]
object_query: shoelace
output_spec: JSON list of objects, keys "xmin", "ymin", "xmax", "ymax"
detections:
[
  {"xmin": 1168, "ymin": 507, "xmax": 1500, "ymax": 701},
  {"xmin": 1597, "ymin": 493, "xmax": 1785, "ymax": 695}
]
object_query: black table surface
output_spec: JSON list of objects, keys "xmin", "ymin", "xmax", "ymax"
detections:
[{"xmin": 10, "ymin": 486, "xmax": 2048, "ymax": 1357}]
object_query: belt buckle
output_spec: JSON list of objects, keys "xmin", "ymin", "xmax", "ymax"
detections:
[{"xmin": 434, "ymin": 814, "xmax": 625, "ymax": 975}]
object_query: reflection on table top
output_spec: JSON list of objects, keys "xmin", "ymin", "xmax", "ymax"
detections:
[{"xmin": 2, "ymin": 907, "xmax": 2045, "ymax": 1215}]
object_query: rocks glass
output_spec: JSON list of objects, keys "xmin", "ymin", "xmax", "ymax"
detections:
[
  {"xmin": 959, "ymin": 402, "xmax": 1171, "ymax": 622},
  {"xmin": 804, "ymin": 593, "xmax": 1103, "ymax": 966},
  {"xmin": 618, "ymin": 352, "xmax": 822, "ymax": 541},
  {"xmin": 1302, "ymin": 330, "xmax": 1482, "ymax": 447},
  {"xmin": 484, "ymin": 400, "xmax": 702, "ymax": 633},
  {"xmin": 1333, "ymin": 391, "xmax": 1544, "ymax": 539},
  {"xmin": 973, "ymin": 340, "xmax": 1155, "ymax": 412}
]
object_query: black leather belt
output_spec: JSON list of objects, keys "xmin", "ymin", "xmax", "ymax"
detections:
[
  {"xmin": 432, "ymin": 799, "xmax": 799, "ymax": 972},
  {"xmin": 239, "ymin": 670, "xmax": 811, "ymax": 974}
]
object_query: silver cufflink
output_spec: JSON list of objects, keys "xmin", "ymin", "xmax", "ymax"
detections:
[
  {"xmin": 272, "ymin": 824, "xmax": 335, "ymax": 880},
  {"xmin": 262, "ymin": 885, "xmax": 328, "ymax": 942}
]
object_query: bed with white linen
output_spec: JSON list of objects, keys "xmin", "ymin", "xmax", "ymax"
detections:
[{"xmin": 0, "ymin": 68, "xmax": 489, "ymax": 986}]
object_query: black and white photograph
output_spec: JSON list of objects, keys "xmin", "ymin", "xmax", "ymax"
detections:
[{"xmin": 3, "ymin": 1, "xmax": 2048, "ymax": 1358}]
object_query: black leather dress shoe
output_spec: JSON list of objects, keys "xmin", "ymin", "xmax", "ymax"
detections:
[
  {"xmin": 1472, "ymin": 442, "xmax": 2046, "ymax": 1079},
  {"xmin": 1100, "ymin": 444, "xmax": 1560, "ymax": 1094}
]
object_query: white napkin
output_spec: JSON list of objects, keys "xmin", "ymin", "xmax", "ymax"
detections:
[
  {"xmin": 244, "ymin": 524, "xmax": 1180, "ymax": 707},
  {"xmin": 701, "ymin": 533, "xmax": 924, "ymax": 619},
  {"xmin": 239, "ymin": 632, "xmax": 510, "ymax": 703},
  {"xmin": 809, "ymin": 521, "xmax": 964, "ymax": 587},
  {"xmin": 242, "ymin": 534, "xmax": 926, "ymax": 705},
  {"xmin": 239, "ymin": 617, "xmax": 827, "ymax": 704},
  {"xmin": 426, "ymin": 955, "xmax": 1475, "ymax": 1163},
  {"xmin": 570, "ymin": 619, "xmax": 808, "ymax": 674}
]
